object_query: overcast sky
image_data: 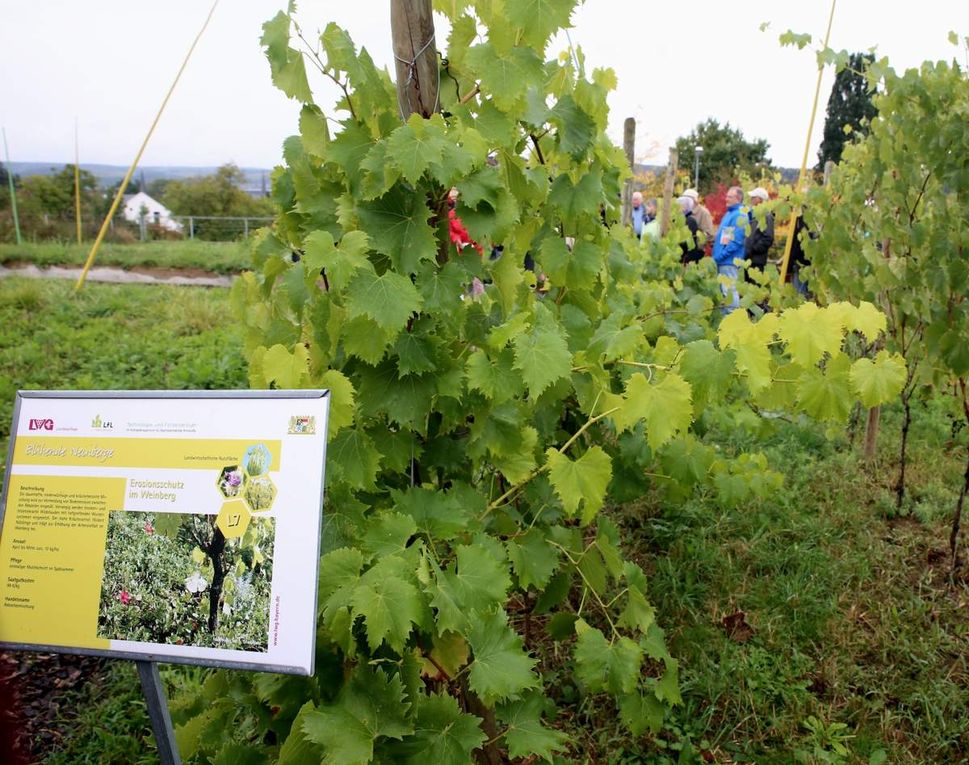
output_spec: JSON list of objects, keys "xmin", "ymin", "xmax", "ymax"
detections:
[{"xmin": 1, "ymin": 1, "xmax": 967, "ymax": 172}]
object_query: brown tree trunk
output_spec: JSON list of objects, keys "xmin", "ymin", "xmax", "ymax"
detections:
[
  {"xmin": 950, "ymin": 448, "xmax": 969, "ymax": 571},
  {"xmin": 895, "ymin": 394, "xmax": 912, "ymax": 510},
  {"xmin": 390, "ymin": 0, "xmax": 438, "ymax": 119},
  {"xmin": 864, "ymin": 406, "xmax": 881, "ymax": 462},
  {"xmin": 207, "ymin": 527, "xmax": 226, "ymax": 633}
]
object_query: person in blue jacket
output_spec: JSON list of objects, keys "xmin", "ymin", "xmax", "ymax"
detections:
[{"xmin": 712, "ymin": 186, "xmax": 746, "ymax": 313}]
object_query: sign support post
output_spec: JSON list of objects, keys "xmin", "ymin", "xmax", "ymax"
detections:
[{"xmin": 136, "ymin": 660, "xmax": 181, "ymax": 765}]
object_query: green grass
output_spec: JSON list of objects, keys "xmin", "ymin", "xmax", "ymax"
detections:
[
  {"xmin": 606, "ymin": 400, "xmax": 969, "ymax": 764},
  {"xmin": 0, "ymin": 240, "xmax": 252, "ymax": 274},
  {"xmin": 0, "ymin": 278, "xmax": 248, "ymax": 457}
]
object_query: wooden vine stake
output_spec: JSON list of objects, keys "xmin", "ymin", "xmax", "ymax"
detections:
[
  {"xmin": 390, "ymin": 0, "xmax": 438, "ymax": 119},
  {"xmin": 659, "ymin": 148, "xmax": 677, "ymax": 237},
  {"xmin": 622, "ymin": 117, "xmax": 635, "ymax": 226}
]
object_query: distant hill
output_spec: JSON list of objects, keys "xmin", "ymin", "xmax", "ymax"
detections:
[{"xmin": 5, "ymin": 162, "xmax": 272, "ymax": 196}]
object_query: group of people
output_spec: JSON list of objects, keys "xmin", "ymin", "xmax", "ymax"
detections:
[{"xmin": 630, "ymin": 185, "xmax": 811, "ymax": 313}]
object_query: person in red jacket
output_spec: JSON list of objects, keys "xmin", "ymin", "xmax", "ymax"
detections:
[{"xmin": 448, "ymin": 187, "xmax": 483, "ymax": 255}]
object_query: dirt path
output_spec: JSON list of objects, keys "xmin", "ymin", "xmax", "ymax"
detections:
[{"xmin": 0, "ymin": 263, "xmax": 235, "ymax": 288}]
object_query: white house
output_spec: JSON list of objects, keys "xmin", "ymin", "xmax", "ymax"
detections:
[{"xmin": 121, "ymin": 191, "xmax": 183, "ymax": 232}]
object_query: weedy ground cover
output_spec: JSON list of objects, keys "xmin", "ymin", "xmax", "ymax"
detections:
[
  {"xmin": 602, "ymin": 398, "xmax": 969, "ymax": 764},
  {"xmin": 0, "ymin": 240, "xmax": 252, "ymax": 275},
  {"xmin": 0, "ymin": 277, "xmax": 247, "ymax": 464}
]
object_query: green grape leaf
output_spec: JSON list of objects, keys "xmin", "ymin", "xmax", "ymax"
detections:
[
  {"xmin": 545, "ymin": 445, "xmax": 612, "ymax": 524},
  {"xmin": 778, "ymin": 302, "xmax": 846, "ymax": 367},
  {"xmin": 512, "ymin": 307, "xmax": 572, "ymax": 398},
  {"xmin": 328, "ymin": 427, "xmax": 381, "ymax": 490},
  {"xmin": 614, "ymin": 372, "xmax": 693, "ymax": 450},
  {"xmin": 547, "ymin": 167, "xmax": 604, "ymax": 222},
  {"xmin": 351, "ymin": 552, "xmax": 429, "ymax": 653},
  {"xmin": 492, "ymin": 425, "xmax": 539, "ymax": 484},
  {"xmin": 351, "ymin": 574, "xmax": 424, "ymax": 653},
  {"xmin": 299, "ymin": 105, "xmax": 329, "ymax": 159},
  {"xmin": 277, "ymin": 701, "xmax": 324, "ymax": 765},
  {"xmin": 342, "ymin": 316, "xmax": 395, "ymax": 364},
  {"xmin": 466, "ymin": 610, "xmax": 538, "ymax": 705},
  {"xmin": 573, "ymin": 619, "xmax": 642, "ymax": 695},
  {"xmin": 385, "ymin": 114, "xmax": 449, "ymax": 184},
  {"xmin": 303, "ymin": 230, "xmax": 372, "ymax": 292},
  {"xmin": 392, "ymin": 486, "xmax": 477, "ymax": 541},
  {"xmin": 797, "ymin": 352, "xmax": 854, "ymax": 422},
  {"xmin": 617, "ymin": 586, "xmax": 656, "ymax": 635},
  {"xmin": 432, "ymin": 545, "xmax": 512, "ymax": 633},
  {"xmin": 360, "ymin": 513, "xmax": 417, "ymax": 557},
  {"xmin": 586, "ymin": 313, "xmax": 644, "ymax": 362},
  {"xmin": 302, "ymin": 667, "xmax": 413, "ymax": 764},
  {"xmin": 262, "ymin": 343, "xmax": 310, "ymax": 389},
  {"xmin": 212, "ymin": 743, "xmax": 268, "ymax": 765},
  {"xmin": 467, "ymin": 347, "xmax": 521, "ymax": 403},
  {"xmin": 465, "ymin": 44, "xmax": 543, "ymax": 111},
  {"xmin": 395, "ymin": 331, "xmax": 437, "ymax": 377},
  {"xmin": 318, "ymin": 369, "xmax": 355, "ymax": 437},
  {"xmin": 261, "ymin": 13, "xmax": 312, "ymax": 102},
  {"xmin": 655, "ymin": 657, "xmax": 682, "ymax": 706},
  {"xmin": 399, "ymin": 693, "xmax": 485, "ymax": 764},
  {"xmin": 828, "ymin": 300, "xmax": 886, "ymax": 343},
  {"xmin": 505, "ymin": 528, "xmax": 560, "ymax": 590},
  {"xmin": 549, "ymin": 95, "xmax": 597, "ymax": 157},
  {"xmin": 345, "ymin": 269, "xmax": 422, "ymax": 332},
  {"xmin": 537, "ymin": 236, "xmax": 601, "ymax": 290},
  {"xmin": 496, "ymin": 692, "xmax": 568, "ymax": 762},
  {"xmin": 505, "ymin": 0, "xmax": 574, "ymax": 48},
  {"xmin": 619, "ymin": 691, "xmax": 666, "ymax": 736},
  {"xmin": 718, "ymin": 311, "xmax": 778, "ymax": 394},
  {"xmin": 849, "ymin": 351, "xmax": 907, "ymax": 408},
  {"xmin": 357, "ymin": 187, "xmax": 437, "ymax": 274}
]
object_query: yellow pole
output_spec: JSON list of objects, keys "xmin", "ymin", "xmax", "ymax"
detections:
[
  {"xmin": 75, "ymin": 0, "xmax": 220, "ymax": 291},
  {"xmin": 74, "ymin": 118, "xmax": 82, "ymax": 245},
  {"xmin": 778, "ymin": 0, "xmax": 837, "ymax": 285}
]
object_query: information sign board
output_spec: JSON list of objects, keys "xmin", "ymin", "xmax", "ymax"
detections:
[{"xmin": 0, "ymin": 391, "xmax": 328, "ymax": 676}]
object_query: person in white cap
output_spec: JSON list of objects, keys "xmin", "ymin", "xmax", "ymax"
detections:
[
  {"xmin": 744, "ymin": 186, "xmax": 774, "ymax": 279},
  {"xmin": 682, "ymin": 188, "xmax": 715, "ymax": 243}
]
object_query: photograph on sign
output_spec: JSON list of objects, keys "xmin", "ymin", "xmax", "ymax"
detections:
[{"xmin": 0, "ymin": 391, "xmax": 328, "ymax": 675}]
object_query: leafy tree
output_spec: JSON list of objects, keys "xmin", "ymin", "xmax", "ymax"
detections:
[
  {"xmin": 816, "ymin": 52, "xmax": 877, "ymax": 169},
  {"xmin": 674, "ymin": 118, "xmax": 772, "ymax": 192},
  {"xmin": 161, "ymin": 163, "xmax": 273, "ymax": 239}
]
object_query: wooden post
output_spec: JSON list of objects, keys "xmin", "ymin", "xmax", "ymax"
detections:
[
  {"xmin": 390, "ymin": 0, "xmax": 438, "ymax": 120},
  {"xmin": 659, "ymin": 148, "xmax": 677, "ymax": 237},
  {"xmin": 622, "ymin": 117, "xmax": 635, "ymax": 226},
  {"xmin": 2, "ymin": 128, "xmax": 22, "ymax": 245},
  {"xmin": 822, "ymin": 159, "xmax": 834, "ymax": 186}
]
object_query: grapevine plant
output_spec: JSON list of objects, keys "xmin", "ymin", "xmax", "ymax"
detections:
[
  {"xmin": 169, "ymin": 3, "xmax": 906, "ymax": 762},
  {"xmin": 803, "ymin": 40, "xmax": 969, "ymax": 561}
]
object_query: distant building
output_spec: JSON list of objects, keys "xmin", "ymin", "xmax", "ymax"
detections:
[{"xmin": 121, "ymin": 191, "xmax": 183, "ymax": 232}]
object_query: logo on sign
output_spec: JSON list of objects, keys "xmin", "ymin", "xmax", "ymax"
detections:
[
  {"xmin": 28, "ymin": 418, "xmax": 54, "ymax": 431},
  {"xmin": 92, "ymin": 415, "xmax": 114, "ymax": 429},
  {"xmin": 288, "ymin": 416, "xmax": 316, "ymax": 435}
]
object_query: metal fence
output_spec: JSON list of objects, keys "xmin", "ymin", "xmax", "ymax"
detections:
[{"xmin": 169, "ymin": 216, "xmax": 274, "ymax": 240}]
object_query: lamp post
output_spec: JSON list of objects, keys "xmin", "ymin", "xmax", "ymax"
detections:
[{"xmin": 693, "ymin": 145, "xmax": 703, "ymax": 190}]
